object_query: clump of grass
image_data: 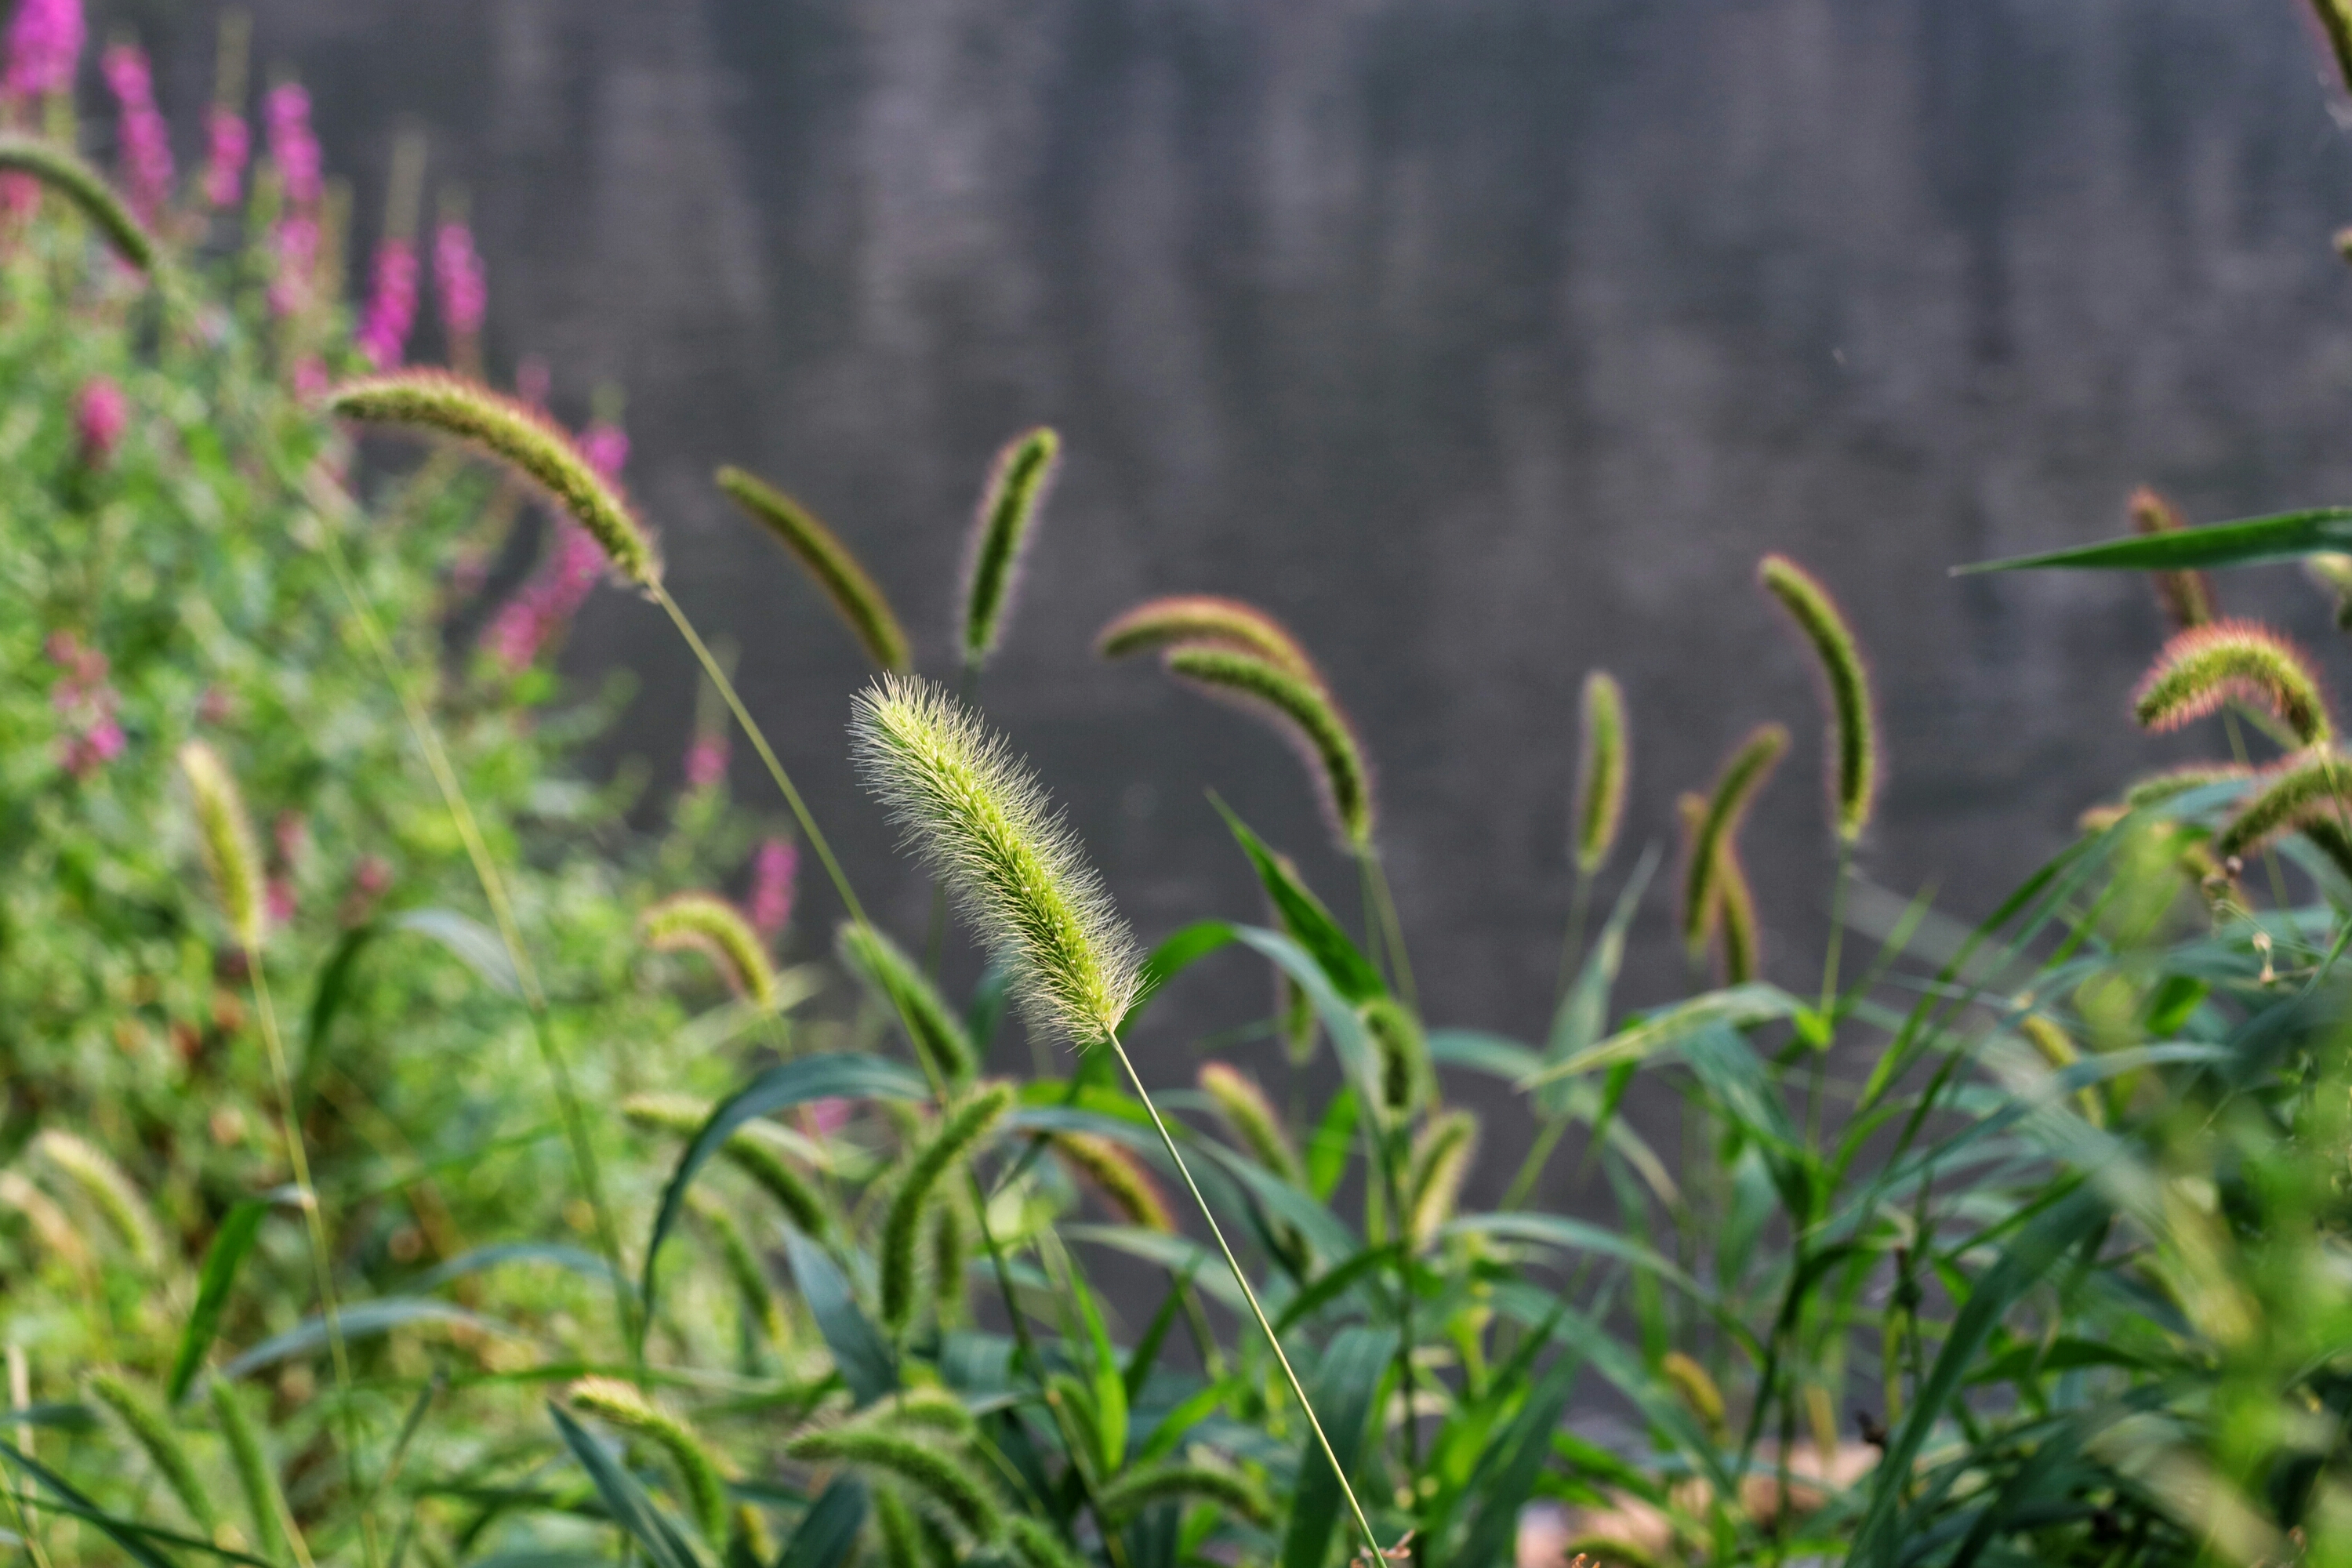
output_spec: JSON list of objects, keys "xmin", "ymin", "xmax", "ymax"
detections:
[
  {"xmin": 717, "ymin": 465, "xmax": 912, "ymax": 673},
  {"xmin": 641, "ymin": 891, "xmax": 781, "ymax": 1011},
  {"xmin": 960, "ymin": 426, "xmax": 1061, "ymax": 671}
]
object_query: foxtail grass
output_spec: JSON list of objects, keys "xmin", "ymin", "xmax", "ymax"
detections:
[
  {"xmin": 785, "ymin": 1427, "xmax": 1005, "ymax": 1543},
  {"xmin": 961, "ymin": 428, "xmax": 1060, "ymax": 670},
  {"xmin": 86, "ymin": 1373, "xmax": 214, "ymax": 1536},
  {"xmin": 838, "ymin": 922, "xmax": 978, "ymax": 1088},
  {"xmin": 622, "ymin": 1094, "xmax": 832, "ymax": 1240},
  {"xmin": 1052, "ymin": 1133, "xmax": 1174, "ymax": 1231},
  {"xmin": 2129, "ymin": 487, "xmax": 2217, "ymax": 632},
  {"xmin": 1094, "ymin": 1458, "xmax": 1274, "ymax": 1528},
  {"xmin": 1096, "ymin": 594, "xmax": 1322, "ymax": 683},
  {"xmin": 0, "ymin": 134, "xmax": 158, "ymax": 272},
  {"xmin": 2216, "ymin": 751, "xmax": 2352, "ymax": 862},
  {"xmin": 880, "ymin": 1085, "xmax": 1014, "ymax": 1334},
  {"xmin": 1679, "ymin": 791, "xmax": 1762, "ymax": 985},
  {"xmin": 1682, "ymin": 724, "xmax": 1788, "ymax": 967},
  {"xmin": 688, "ymin": 1189, "xmax": 789, "ymax": 1348},
  {"xmin": 1198, "ymin": 1062, "xmax": 1303, "ymax": 1183},
  {"xmin": 569, "ymin": 1377, "xmax": 733, "ymax": 1548},
  {"xmin": 181, "ymin": 741, "xmax": 266, "ymax": 953},
  {"xmin": 29, "ymin": 1133, "xmax": 161, "ymax": 1272},
  {"xmin": 1573, "ymin": 671, "xmax": 1629, "ymax": 874},
  {"xmin": 717, "ymin": 465, "xmax": 912, "ymax": 672},
  {"xmin": 2132, "ymin": 620, "xmax": 2332, "ymax": 747},
  {"xmin": 850, "ymin": 677, "xmax": 1390, "ymax": 1562},
  {"xmin": 642, "ymin": 891, "xmax": 781, "ymax": 1011},
  {"xmin": 1758, "ymin": 556, "xmax": 1878, "ymax": 845},
  {"xmin": 210, "ymin": 1381, "xmax": 306, "ymax": 1568},
  {"xmin": 1161, "ymin": 645, "xmax": 1375, "ymax": 852},
  {"xmin": 1405, "ymin": 1109, "xmax": 1478, "ymax": 1250}
]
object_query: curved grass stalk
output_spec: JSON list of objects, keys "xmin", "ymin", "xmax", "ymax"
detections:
[{"xmin": 0, "ymin": 133, "xmax": 158, "ymax": 272}]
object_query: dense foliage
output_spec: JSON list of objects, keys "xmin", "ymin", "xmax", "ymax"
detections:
[{"xmin": 13, "ymin": 16, "xmax": 2352, "ymax": 1568}]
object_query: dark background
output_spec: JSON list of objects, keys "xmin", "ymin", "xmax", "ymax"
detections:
[{"xmin": 90, "ymin": 0, "xmax": 2352, "ymax": 1202}]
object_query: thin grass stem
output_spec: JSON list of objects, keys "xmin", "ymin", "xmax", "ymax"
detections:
[{"xmin": 1364, "ymin": 854, "xmax": 1417, "ymax": 1011}]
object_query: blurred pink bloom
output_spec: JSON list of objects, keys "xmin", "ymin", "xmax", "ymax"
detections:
[
  {"xmin": 354, "ymin": 236, "xmax": 417, "ymax": 368},
  {"xmin": 488, "ymin": 520, "xmax": 606, "ymax": 671},
  {"xmin": 46, "ymin": 631, "xmax": 122, "ymax": 779},
  {"xmin": 804, "ymin": 1098, "xmax": 851, "ymax": 1138},
  {"xmin": 100, "ymin": 44, "xmax": 172, "ymax": 221},
  {"xmin": 74, "ymin": 376, "xmax": 125, "ymax": 466},
  {"xmin": 202, "ymin": 106, "xmax": 247, "ymax": 209},
  {"xmin": 273, "ymin": 810, "xmax": 307, "ymax": 866},
  {"xmin": 684, "ymin": 733, "xmax": 729, "ymax": 790},
  {"xmin": 5, "ymin": 0, "xmax": 82, "ymax": 99},
  {"xmin": 263, "ymin": 82, "xmax": 319, "ymax": 207},
  {"xmin": 577, "ymin": 421, "xmax": 627, "ymax": 483},
  {"xmin": 292, "ymin": 356, "xmax": 329, "ymax": 400},
  {"xmin": 267, "ymin": 210, "xmax": 316, "ymax": 317},
  {"xmin": 265, "ymin": 877, "xmax": 296, "ymax": 924},
  {"xmin": 340, "ymin": 854, "xmax": 392, "ymax": 926},
  {"xmin": 196, "ymin": 685, "xmax": 234, "ymax": 724},
  {"xmin": 433, "ymin": 217, "xmax": 485, "ymax": 340},
  {"xmin": 747, "ymin": 837, "xmax": 796, "ymax": 938}
]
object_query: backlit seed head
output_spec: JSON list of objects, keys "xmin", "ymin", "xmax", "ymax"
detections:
[
  {"xmin": 32, "ymin": 1131, "xmax": 162, "ymax": 1271},
  {"xmin": 1052, "ymin": 1132, "xmax": 1173, "ymax": 1232},
  {"xmin": 1198, "ymin": 1062, "xmax": 1304, "ymax": 1184},
  {"xmin": 2128, "ymin": 488, "xmax": 2217, "ymax": 633},
  {"xmin": 1682, "ymin": 724, "xmax": 1788, "ymax": 962},
  {"xmin": 1573, "ymin": 671, "xmax": 1629, "ymax": 874},
  {"xmin": 1096, "ymin": 595, "xmax": 1323, "ymax": 684},
  {"xmin": 180, "ymin": 741, "xmax": 266, "ymax": 952},
  {"xmin": 1758, "ymin": 556, "xmax": 1878, "ymax": 844},
  {"xmin": 1162, "ymin": 644, "xmax": 1377, "ymax": 851},
  {"xmin": 717, "ymin": 465, "xmax": 911, "ymax": 672},
  {"xmin": 851, "ymin": 676, "xmax": 1139, "ymax": 1044},
  {"xmin": 642, "ymin": 892, "xmax": 780, "ymax": 1012},
  {"xmin": 2132, "ymin": 619, "xmax": 2332, "ymax": 747},
  {"xmin": 329, "ymin": 371, "xmax": 661, "ymax": 589},
  {"xmin": 1359, "ymin": 996, "xmax": 1431, "ymax": 1116},
  {"xmin": 960, "ymin": 426, "xmax": 1061, "ymax": 670},
  {"xmin": 1406, "ymin": 1109, "xmax": 1478, "ymax": 1250}
]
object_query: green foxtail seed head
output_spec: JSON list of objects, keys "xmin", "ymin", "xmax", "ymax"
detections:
[
  {"xmin": 2128, "ymin": 488, "xmax": 2217, "ymax": 633},
  {"xmin": 837, "ymin": 922, "xmax": 978, "ymax": 1089},
  {"xmin": 1095, "ymin": 1458, "xmax": 1274, "ymax": 1529},
  {"xmin": 960, "ymin": 426, "xmax": 1061, "ymax": 670},
  {"xmin": 1658, "ymin": 1352, "xmax": 1727, "ymax": 1441},
  {"xmin": 329, "ymin": 371, "xmax": 661, "ymax": 589},
  {"xmin": 854, "ymin": 1388, "xmax": 980, "ymax": 1445},
  {"xmin": 1051, "ymin": 1132, "xmax": 1173, "ymax": 1232},
  {"xmin": 2216, "ymin": 750, "xmax": 2352, "ymax": 862},
  {"xmin": 717, "ymin": 466, "xmax": 911, "ymax": 672},
  {"xmin": 688, "ymin": 1189, "xmax": 788, "ymax": 1347},
  {"xmin": 569, "ymin": 1376, "xmax": 733, "ymax": 1548},
  {"xmin": 0, "ymin": 1173, "xmax": 85, "ymax": 1269},
  {"xmin": 1682, "ymin": 724, "xmax": 1788, "ymax": 964},
  {"xmin": 2122, "ymin": 764, "xmax": 2252, "ymax": 810},
  {"xmin": 1679, "ymin": 789, "xmax": 1762, "ymax": 984},
  {"xmin": 0, "ymin": 135, "xmax": 158, "ymax": 272},
  {"xmin": 875, "ymin": 1486, "xmax": 927, "ymax": 1568},
  {"xmin": 1360, "ymin": 996, "xmax": 1431, "ymax": 1116},
  {"xmin": 2132, "ymin": 619, "xmax": 2332, "ymax": 747},
  {"xmin": 1162, "ymin": 644, "xmax": 1377, "ymax": 851},
  {"xmin": 1005, "ymin": 1515, "xmax": 1089, "ymax": 1568},
  {"xmin": 33, "ymin": 1131, "xmax": 162, "ymax": 1270},
  {"xmin": 642, "ymin": 892, "xmax": 779, "ymax": 1011},
  {"xmin": 622, "ymin": 1094, "xmax": 830, "ymax": 1239},
  {"xmin": 851, "ymin": 676, "xmax": 1140, "ymax": 1043},
  {"xmin": 1758, "ymin": 555, "xmax": 1878, "ymax": 844},
  {"xmin": 88, "ymin": 1373, "xmax": 216, "ymax": 1534},
  {"xmin": 880, "ymin": 1084, "xmax": 1013, "ymax": 1334},
  {"xmin": 2307, "ymin": 552, "xmax": 2352, "ymax": 630},
  {"xmin": 1197, "ymin": 1062, "xmax": 1304, "ymax": 1184},
  {"xmin": 209, "ymin": 1382, "xmax": 289, "ymax": 1563},
  {"xmin": 1573, "ymin": 671, "xmax": 1629, "ymax": 874},
  {"xmin": 929, "ymin": 1190, "xmax": 971, "ymax": 1327},
  {"xmin": 2306, "ymin": 815, "xmax": 2352, "ymax": 885},
  {"xmin": 784, "ymin": 1426, "xmax": 1004, "ymax": 1542},
  {"xmin": 1095, "ymin": 595, "xmax": 1323, "ymax": 684},
  {"xmin": 180, "ymin": 742, "xmax": 266, "ymax": 952},
  {"xmin": 1676, "ymin": 793, "xmax": 1716, "ymax": 946},
  {"xmin": 1406, "ymin": 1109, "xmax": 1478, "ymax": 1250}
]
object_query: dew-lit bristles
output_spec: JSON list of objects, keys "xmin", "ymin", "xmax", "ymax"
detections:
[
  {"xmin": 2132, "ymin": 620, "xmax": 2333, "ymax": 747},
  {"xmin": 328, "ymin": 371, "xmax": 660, "ymax": 589},
  {"xmin": 1096, "ymin": 595, "xmax": 1322, "ymax": 684},
  {"xmin": 1573, "ymin": 671, "xmax": 1628, "ymax": 874},
  {"xmin": 0, "ymin": 134, "xmax": 158, "ymax": 272},
  {"xmin": 2129, "ymin": 488, "xmax": 2216, "ymax": 633},
  {"xmin": 1162, "ymin": 644, "xmax": 1376, "ymax": 851},
  {"xmin": 961, "ymin": 426, "xmax": 1061, "ymax": 669},
  {"xmin": 180, "ymin": 740, "xmax": 266, "ymax": 953},
  {"xmin": 1682, "ymin": 724, "xmax": 1788, "ymax": 963},
  {"xmin": 1758, "ymin": 556, "xmax": 1878, "ymax": 844},
  {"xmin": 851, "ymin": 675, "xmax": 1138, "ymax": 1044},
  {"xmin": 717, "ymin": 465, "xmax": 911, "ymax": 673}
]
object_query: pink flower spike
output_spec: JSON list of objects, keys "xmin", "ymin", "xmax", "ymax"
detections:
[
  {"xmin": 203, "ymin": 107, "xmax": 248, "ymax": 209},
  {"xmin": 684, "ymin": 734, "xmax": 729, "ymax": 790},
  {"xmin": 268, "ymin": 211, "xmax": 318, "ymax": 317},
  {"xmin": 263, "ymin": 82, "xmax": 320, "ymax": 207},
  {"xmin": 74, "ymin": 377, "xmax": 126, "ymax": 466},
  {"xmin": 102, "ymin": 43, "xmax": 173, "ymax": 222},
  {"xmin": 577, "ymin": 421, "xmax": 628, "ymax": 484},
  {"xmin": 5, "ymin": 0, "xmax": 84, "ymax": 100},
  {"xmin": 433, "ymin": 217, "xmax": 485, "ymax": 339},
  {"xmin": 748, "ymin": 837, "xmax": 797, "ymax": 937},
  {"xmin": 265, "ymin": 877, "xmax": 296, "ymax": 924},
  {"xmin": 355, "ymin": 237, "xmax": 419, "ymax": 369}
]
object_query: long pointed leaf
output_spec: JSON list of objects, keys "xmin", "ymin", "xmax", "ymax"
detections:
[
  {"xmin": 781, "ymin": 1229, "xmax": 896, "ymax": 1406},
  {"xmin": 167, "ymin": 1199, "xmax": 269, "ymax": 1403},
  {"xmin": 1, "ymin": 1439, "xmax": 182, "ymax": 1568},
  {"xmin": 1956, "ymin": 506, "xmax": 2352, "ymax": 574},
  {"xmin": 1279, "ymin": 1327, "xmax": 1396, "ymax": 1568},
  {"xmin": 548, "ymin": 1403, "xmax": 708, "ymax": 1568},
  {"xmin": 1214, "ymin": 801, "xmax": 1385, "ymax": 1004},
  {"xmin": 774, "ymin": 1477, "xmax": 866, "ymax": 1568}
]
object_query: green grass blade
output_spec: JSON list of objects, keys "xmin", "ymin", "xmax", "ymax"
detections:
[
  {"xmin": 1955, "ymin": 506, "xmax": 2352, "ymax": 574},
  {"xmin": 167, "ymin": 1198, "xmax": 268, "ymax": 1403},
  {"xmin": 1446, "ymin": 1348, "xmax": 1583, "ymax": 1568},
  {"xmin": 0, "ymin": 1439, "xmax": 183, "ymax": 1568},
  {"xmin": 390, "ymin": 908, "xmax": 523, "ymax": 997},
  {"xmin": 779, "ymin": 1229, "xmax": 897, "ymax": 1406},
  {"xmin": 220, "ymin": 1298, "xmax": 521, "ymax": 1380},
  {"xmin": 775, "ymin": 1478, "xmax": 867, "ymax": 1568},
  {"xmin": 1279, "ymin": 1327, "xmax": 1396, "ymax": 1568},
  {"xmin": 1214, "ymin": 799, "xmax": 1384, "ymax": 1003},
  {"xmin": 1117, "ymin": 921, "xmax": 1240, "ymax": 1033},
  {"xmin": 547, "ymin": 1403, "xmax": 710, "ymax": 1568}
]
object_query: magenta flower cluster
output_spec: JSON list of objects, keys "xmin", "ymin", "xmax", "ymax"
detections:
[
  {"xmin": 684, "ymin": 732, "xmax": 730, "ymax": 790},
  {"xmin": 355, "ymin": 236, "xmax": 417, "ymax": 368},
  {"xmin": 486, "ymin": 419, "xmax": 631, "ymax": 671},
  {"xmin": 3, "ymin": 0, "xmax": 82, "ymax": 99},
  {"xmin": 46, "ymin": 631, "xmax": 122, "ymax": 780},
  {"xmin": 203, "ymin": 105, "xmax": 248, "ymax": 209},
  {"xmin": 434, "ymin": 217, "xmax": 485, "ymax": 340},
  {"xmin": 747, "ymin": 837, "xmax": 797, "ymax": 938},
  {"xmin": 74, "ymin": 376, "xmax": 125, "ymax": 465},
  {"xmin": 100, "ymin": 44, "xmax": 172, "ymax": 221},
  {"xmin": 264, "ymin": 82, "xmax": 320, "ymax": 205}
]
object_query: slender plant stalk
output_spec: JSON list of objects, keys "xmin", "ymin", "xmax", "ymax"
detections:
[
  {"xmin": 1363, "ymin": 853, "xmax": 1417, "ymax": 1010},
  {"xmin": 306, "ymin": 512, "xmax": 637, "ymax": 1355}
]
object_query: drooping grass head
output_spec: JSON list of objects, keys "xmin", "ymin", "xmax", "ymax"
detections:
[
  {"xmin": 1161, "ymin": 644, "xmax": 1377, "ymax": 852},
  {"xmin": 180, "ymin": 740, "xmax": 265, "ymax": 953},
  {"xmin": 2132, "ymin": 619, "xmax": 2332, "ymax": 748},
  {"xmin": 960, "ymin": 426, "xmax": 1061, "ymax": 671},
  {"xmin": 716, "ymin": 465, "xmax": 911, "ymax": 672},
  {"xmin": 328, "ymin": 370, "xmax": 661, "ymax": 590},
  {"xmin": 1096, "ymin": 595, "xmax": 1323, "ymax": 684},
  {"xmin": 0, "ymin": 134, "xmax": 158, "ymax": 273},
  {"xmin": 851, "ymin": 674, "xmax": 1139, "ymax": 1044},
  {"xmin": 1573, "ymin": 670, "xmax": 1628, "ymax": 874},
  {"xmin": 1758, "ymin": 554, "xmax": 1878, "ymax": 844},
  {"xmin": 2128, "ymin": 487, "xmax": 2217, "ymax": 633},
  {"xmin": 1682, "ymin": 723, "xmax": 1788, "ymax": 964}
]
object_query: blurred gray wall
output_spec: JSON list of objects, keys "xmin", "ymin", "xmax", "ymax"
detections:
[{"xmin": 111, "ymin": 0, "xmax": 2352, "ymax": 1184}]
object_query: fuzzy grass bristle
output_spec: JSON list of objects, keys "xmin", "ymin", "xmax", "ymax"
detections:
[
  {"xmin": 1406, "ymin": 1109, "xmax": 1479, "ymax": 1249},
  {"xmin": 1758, "ymin": 555, "xmax": 1878, "ymax": 844},
  {"xmin": 209, "ymin": 1383, "xmax": 290, "ymax": 1564},
  {"xmin": 0, "ymin": 134, "xmax": 158, "ymax": 272},
  {"xmin": 1162, "ymin": 644, "xmax": 1377, "ymax": 851},
  {"xmin": 1573, "ymin": 671, "xmax": 1629, "ymax": 874},
  {"xmin": 717, "ymin": 466, "xmax": 911, "ymax": 673},
  {"xmin": 1094, "ymin": 1457, "xmax": 1274, "ymax": 1528},
  {"xmin": 1096, "ymin": 595, "xmax": 1322, "ymax": 684},
  {"xmin": 88, "ymin": 1373, "xmax": 216, "ymax": 1534},
  {"xmin": 2132, "ymin": 619, "xmax": 2332, "ymax": 747},
  {"xmin": 34, "ymin": 1130, "xmax": 162, "ymax": 1271},
  {"xmin": 180, "ymin": 741, "xmax": 267, "ymax": 953},
  {"xmin": 329, "ymin": 371, "xmax": 661, "ymax": 589},
  {"xmin": 960, "ymin": 426, "xmax": 1061, "ymax": 670},
  {"xmin": 2128, "ymin": 488, "xmax": 2217, "ymax": 632},
  {"xmin": 622, "ymin": 1094, "xmax": 830, "ymax": 1239},
  {"xmin": 1682, "ymin": 724, "xmax": 1788, "ymax": 964},
  {"xmin": 851, "ymin": 676, "xmax": 1140, "ymax": 1044},
  {"xmin": 641, "ymin": 892, "xmax": 780, "ymax": 1011},
  {"xmin": 784, "ymin": 1426, "xmax": 1005, "ymax": 1542},
  {"xmin": 2121, "ymin": 764, "xmax": 2253, "ymax": 810}
]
